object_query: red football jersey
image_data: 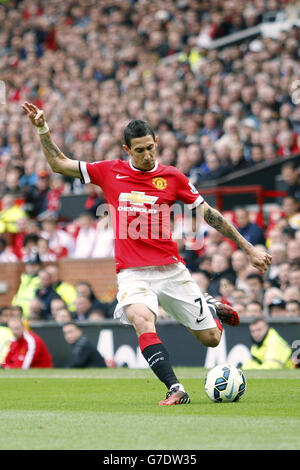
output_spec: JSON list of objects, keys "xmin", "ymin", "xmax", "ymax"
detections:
[
  {"xmin": 3, "ymin": 331, "xmax": 53, "ymax": 369},
  {"xmin": 79, "ymin": 159, "xmax": 204, "ymax": 272}
]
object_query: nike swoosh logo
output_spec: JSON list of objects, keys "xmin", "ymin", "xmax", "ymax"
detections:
[
  {"xmin": 147, "ymin": 352, "xmax": 161, "ymax": 362},
  {"xmin": 196, "ymin": 317, "xmax": 206, "ymax": 323},
  {"xmin": 225, "ymin": 382, "xmax": 234, "ymax": 399},
  {"xmin": 116, "ymin": 174, "xmax": 129, "ymax": 179}
]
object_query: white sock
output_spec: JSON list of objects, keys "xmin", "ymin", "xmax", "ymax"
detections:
[{"xmin": 170, "ymin": 383, "xmax": 185, "ymax": 392}]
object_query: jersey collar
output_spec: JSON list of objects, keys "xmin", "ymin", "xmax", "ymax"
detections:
[{"xmin": 129, "ymin": 159, "xmax": 158, "ymax": 172}]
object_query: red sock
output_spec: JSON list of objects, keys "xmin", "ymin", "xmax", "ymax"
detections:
[
  {"xmin": 214, "ymin": 318, "xmax": 223, "ymax": 333},
  {"xmin": 138, "ymin": 332, "xmax": 178, "ymax": 389},
  {"xmin": 138, "ymin": 332, "xmax": 162, "ymax": 352}
]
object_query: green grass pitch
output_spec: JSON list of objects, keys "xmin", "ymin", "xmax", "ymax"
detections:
[{"xmin": 0, "ymin": 368, "xmax": 299, "ymax": 450}]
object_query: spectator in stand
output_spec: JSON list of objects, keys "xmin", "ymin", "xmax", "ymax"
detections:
[
  {"xmin": 200, "ymin": 151, "xmax": 227, "ymax": 181},
  {"xmin": 286, "ymin": 239, "xmax": 300, "ymax": 263},
  {"xmin": 45, "ymin": 173, "xmax": 66, "ymax": 218},
  {"xmin": 266, "ymin": 242, "xmax": 287, "ymax": 285},
  {"xmin": 28, "ymin": 297, "xmax": 44, "ymax": 321},
  {"xmin": 244, "ymin": 301, "xmax": 264, "ymax": 318},
  {"xmin": 19, "ymin": 157, "xmax": 38, "ymax": 189},
  {"xmin": 225, "ymin": 144, "xmax": 251, "ymax": 173},
  {"xmin": 35, "ymin": 269, "xmax": 61, "ymax": 319},
  {"xmin": 191, "ymin": 271, "xmax": 211, "ymax": 294},
  {"xmin": 0, "ymin": 194, "xmax": 27, "ymax": 235},
  {"xmin": 73, "ymin": 295, "xmax": 93, "ymax": 321},
  {"xmin": 267, "ymin": 298, "xmax": 286, "ymax": 317},
  {"xmin": 40, "ymin": 217, "xmax": 75, "ymax": 258},
  {"xmin": 231, "ymin": 302, "xmax": 246, "ymax": 317},
  {"xmin": 62, "ymin": 322, "xmax": 107, "ymax": 368},
  {"xmin": 280, "ymin": 163, "xmax": 300, "ymax": 203},
  {"xmin": 25, "ymin": 171, "xmax": 51, "ymax": 219},
  {"xmin": 235, "ymin": 208, "xmax": 266, "ymax": 246},
  {"xmin": 55, "ymin": 307, "xmax": 73, "ymax": 325},
  {"xmin": 50, "ymin": 297, "xmax": 68, "ymax": 321},
  {"xmin": 285, "ymin": 300, "xmax": 300, "ymax": 317},
  {"xmin": 12, "ymin": 218, "xmax": 40, "ymax": 261},
  {"xmin": 37, "ymin": 236, "xmax": 57, "ymax": 262},
  {"xmin": 231, "ymin": 288, "xmax": 248, "ymax": 306},
  {"xmin": 245, "ymin": 273, "xmax": 264, "ymax": 303},
  {"xmin": 277, "ymin": 261, "xmax": 290, "ymax": 291},
  {"xmin": 88, "ymin": 309, "xmax": 107, "ymax": 321},
  {"xmin": 0, "ymin": 307, "xmax": 14, "ymax": 365},
  {"xmin": 72, "ymin": 212, "xmax": 97, "ymax": 259},
  {"xmin": 11, "ymin": 252, "xmax": 42, "ymax": 319},
  {"xmin": 242, "ymin": 318, "xmax": 294, "ymax": 370},
  {"xmin": 45, "ymin": 264, "xmax": 77, "ymax": 313},
  {"xmin": 231, "ymin": 249, "xmax": 249, "ymax": 291},
  {"xmin": 21, "ymin": 233, "xmax": 40, "ymax": 262},
  {"xmin": 219, "ymin": 274, "xmax": 236, "ymax": 305},
  {"xmin": 207, "ymin": 252, "xmax": 236, "ymax": 297},
  {"xmin": 283, "ymin": 286, "xmax": 300, "ymax": 303},
  {"xmin": 75, "ymin": 281, "xmax": 109, "ymax": 315},
  {"xmin": 277, "ymin": 129, "xmax": 300, "ymax": 158},
  {"xmin": 84, "ymin": 184, "xmax": 105, "ymax": 218},
  {"xmin": 0, "ymin": 236, "xmax": 18, "ymax": 262},
  {"xmin": 3, "ymin": 317, "xmax": 53, "ymax": 369},
  {"xmin": 282, "ymin": 196, "xmax": 300, "ymax": 231},
  {"xmin": 288, "ymin": 268, "xmax": 300, "ymax": 290}
]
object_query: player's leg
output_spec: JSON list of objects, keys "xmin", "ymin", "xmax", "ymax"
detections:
[
  {"xmin": 157, "ymin": 264, "xmax": 239, "ymax": 345},
  {"xmin": 125, "ymin": 303, "xmax": 190, "ymax": 405},
  {"xmin": 187, "ymin": 324, "xmax": 222, "ymax": 346}
]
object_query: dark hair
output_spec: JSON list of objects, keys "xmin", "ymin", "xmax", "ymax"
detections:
[
  {"xmin": 24, "ymin": 234, "xmax": 39, "ymax": 247},
  {"xmin": 250, "ymin": 317, "xmax": 268, "ymax": 326},
  {"xmin": 123, "ymin": 120, "xmax": 155, "ymax": 148},
  {"xmin": 247, "ymin": 300, "xmax": 263, "ymax": 309},
  {"xmin": 246, "ymin": 273, "xmax": 264, "ymax": 285},
  {"xmin": 62, "ymin": 321, "xmax": 80, "ymax": 329},
  {"xmin": 286, "ymin": 300, "xmax": 300, "ymax": 306}
]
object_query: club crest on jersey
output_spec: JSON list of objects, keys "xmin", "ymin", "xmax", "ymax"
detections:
[
  {"xmin": 119, "ymin": 191, "xmax": 158, "ymax": 206},
  {"xmin": 152, "ymin": 177, "xmax": 167, "ymax": 190}
]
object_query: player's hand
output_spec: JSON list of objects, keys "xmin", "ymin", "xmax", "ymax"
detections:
[
  {"xmin": 248, "ymin": 247, "xmax": 272, "ymax": 273},
  {"xmin": 22, "ymin": 101, "xmax": 45, "ymax": 127}
]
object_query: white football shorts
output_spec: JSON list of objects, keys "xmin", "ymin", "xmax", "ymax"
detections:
[{"xmin": 114, "ymin": 262, "xmax": 216, "ymax": 331}]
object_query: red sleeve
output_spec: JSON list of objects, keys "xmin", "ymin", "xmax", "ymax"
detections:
[
  {"xmin": 79, "ymin": 160, "xmax": 113, "ymax": 188},
  {"xmin": 175, "ymin": 171, "xmax": 204, "ymax": 209},
  {"xmin": 3, "ymin": 341, "xmax": 25, "ymax": 369}
]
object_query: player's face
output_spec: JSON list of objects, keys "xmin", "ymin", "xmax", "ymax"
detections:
[
  {"xmin": 123, "ymin": 134, "xmax": 158, "ymax": 171},
  {"xmin": 249, "ymin": 321, "xmax": 268, "ymax": 343}
]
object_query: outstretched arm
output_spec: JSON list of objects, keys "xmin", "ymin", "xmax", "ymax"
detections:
[
  {"xmin": 202, "ymin": 201, "xmax": 272, "ymax": 272},
  {"xmin": 22, "ymin": 102, "xmax": 81, "ymax": 178}
]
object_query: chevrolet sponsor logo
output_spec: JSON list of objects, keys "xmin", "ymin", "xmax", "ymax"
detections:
[{"xmin": 118, "ymin": 191, "xmax": 158, "ymax": 206}]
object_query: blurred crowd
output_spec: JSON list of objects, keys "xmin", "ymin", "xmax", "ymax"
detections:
[
  {"xmin": 0, "ymin": 0, "xmax": 300, "ymax": 329},
  {"xmin": 1, "ymin": 0, "xmax": 300, "ymax": 198}
]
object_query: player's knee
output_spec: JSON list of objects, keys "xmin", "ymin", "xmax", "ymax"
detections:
[
  {"xmin": 125, "ymin": 304, "xmax": 155, "ymax": 335},
  {"xmin": 191, "ymin": 328, "xmax": 220, "ymax": 347},
  {"xmin": 207, "ymin": 331, "xmax": 221, "ymax": 348}
]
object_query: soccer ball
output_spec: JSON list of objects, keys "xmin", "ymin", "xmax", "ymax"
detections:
[{"xmin": 204, "ymin": 363, "xmax": 247, "ymax": 403}]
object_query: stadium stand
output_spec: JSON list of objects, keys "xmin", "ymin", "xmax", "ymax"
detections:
[{"xmin": 0, "ymin": 0, "xmax": 300, "ymax": 329}]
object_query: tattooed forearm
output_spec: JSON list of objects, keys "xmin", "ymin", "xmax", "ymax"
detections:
[
  {"xmin": 40, "ymin": 132, "xmax": 66, "ymax": 172},
  {"xmin": 39, "ymin": 132, "xmax": 80, "ymax": 177},
  {"xmin": 204, "ymin": 204, "xmax": 253, "ymax": 254}
]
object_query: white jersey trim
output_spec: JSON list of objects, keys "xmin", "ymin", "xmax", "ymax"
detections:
[
  {"xmin": 22, "ymin": 331, "xmax": 36, "ymax": 369},
  {"xmin": 188, "ymin": 195, "xmax": 204, "ymax": 210},
  {"xmin": 79, "ymin": 161, "xmax": 91, "ymax": 184},
  {"xmin": 129, "ymin": 159, "xmax": 158, "ymax": 172}
]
